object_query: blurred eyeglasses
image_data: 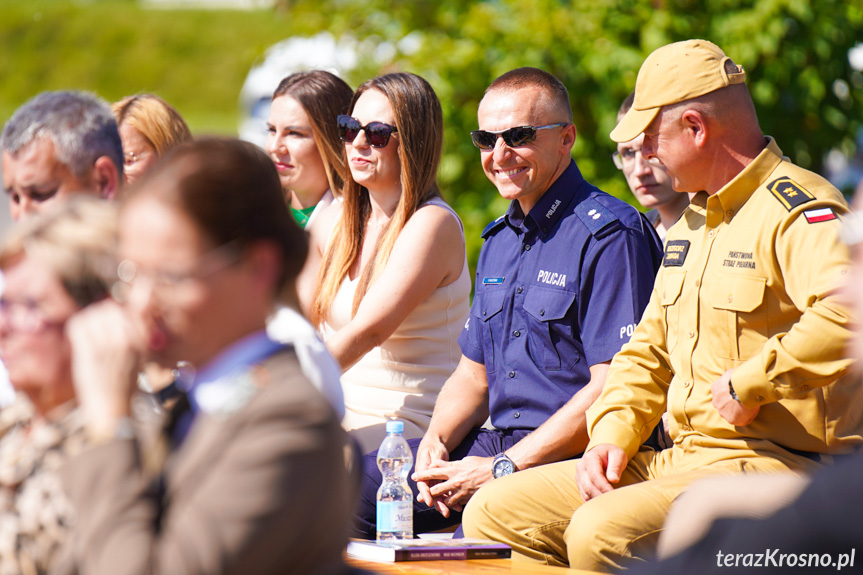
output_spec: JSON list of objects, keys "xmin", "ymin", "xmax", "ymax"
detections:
[
  {"xmin": 112, "ymin": 241, "xmax": 242, "ymax": 303},
  {"xmin": 124, "ymin": 150, "xmax": 152, "ymax": 167},
  {"xmin": 0, "ymin": 298, "xmax": 66, "ymax": 334},
  {"xmin": 612, "ymin": 147, "xmax": 664, "ymax": 171}
]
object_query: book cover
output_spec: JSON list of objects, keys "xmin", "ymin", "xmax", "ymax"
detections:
[{"xmin": 346, "ymin": 538, "xmax": 512, "ymax": 562}]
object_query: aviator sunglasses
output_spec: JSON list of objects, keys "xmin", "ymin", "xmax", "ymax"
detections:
[
  {"xmin": 470, "ymin": 123, "xmax": 569, "ymax": 150},
  {"xmin": 337, "ymin": 114, "xmax": 398, "ymax": 148}
]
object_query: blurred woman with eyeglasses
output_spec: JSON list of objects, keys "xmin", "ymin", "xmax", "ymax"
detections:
[
  {"xmin": 0, "ymin": 196, "xmax": 116, "ymax": 574},
  {"xmin": 62, "ymin": 138, "xmax": 353, "ymax": 574},
  {"xmin": 112, "ymin": 94, "xmax": 192, "ymax": 185},
  {"xmin": 306, "ymin": 72, "xmax": 470, "ymax": 451}
]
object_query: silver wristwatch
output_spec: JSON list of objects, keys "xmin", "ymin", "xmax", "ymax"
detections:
[{"xmin": 492, "ymin": 453, "xmax": 516, "ymax": 478}]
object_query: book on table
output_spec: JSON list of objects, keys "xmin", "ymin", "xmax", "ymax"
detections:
[{"xmin": 346, "ymin": 538, "xmax": 512, "ymax": 562}]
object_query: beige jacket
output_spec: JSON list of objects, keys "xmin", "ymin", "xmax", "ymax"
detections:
[
  {"xmin": 57, "ymin": 347, "xmax": 353, "ymax": 575},
  {"xmin": 589, "ymin": 138, "xmax": 862, "ymax": 458}
]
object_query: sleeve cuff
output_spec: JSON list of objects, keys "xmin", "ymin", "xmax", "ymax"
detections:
[
  {"xmin": 587, "ymin": 418, "xmax": 642, "ymax": 459},
  {"xmin": 731, "ymin": 359, "xmax": 779, "ymax": 409}
]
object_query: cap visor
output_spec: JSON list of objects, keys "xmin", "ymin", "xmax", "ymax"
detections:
[{"xmin": 610, "ymin": 106, "xmax": 660, "ymax": 143}]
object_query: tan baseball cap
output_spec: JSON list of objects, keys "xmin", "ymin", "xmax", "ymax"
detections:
[{"xmin": 610, "ymin": 39, "xmax": 746, "ymax": 143}]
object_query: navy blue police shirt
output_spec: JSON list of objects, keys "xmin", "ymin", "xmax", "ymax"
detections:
[{"xmin": 459, "ymin": 161, "xmax": 663, "ymax": 431}]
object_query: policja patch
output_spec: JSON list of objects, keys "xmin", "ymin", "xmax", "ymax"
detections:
[
  {"xmin": 663, "ymin": 240, "xmax": 690, "ymax": 267},
  {"xmin": 767, "ymin": 177, "xmax": 815, "ymax": 211}
]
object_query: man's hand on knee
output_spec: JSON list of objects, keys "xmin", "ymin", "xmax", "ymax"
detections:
[{"xmin": 576, "ymin": 444, "xmax": 628, "ymax": 501}]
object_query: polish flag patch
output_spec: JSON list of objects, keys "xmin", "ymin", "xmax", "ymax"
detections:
[{"xmin": 803, "ymin": 208, "xmax": 837, "ymax": 224}]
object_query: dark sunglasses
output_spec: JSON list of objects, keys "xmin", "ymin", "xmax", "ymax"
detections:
[
  {"xmin": 337, "ymin": 115, "xmax": 398, "ymax": 148},
  {"xmin": 470, "ymin": 123, "xmax": 569, "ymax": 150}
]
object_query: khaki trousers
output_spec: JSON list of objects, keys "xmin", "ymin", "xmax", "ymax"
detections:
[{"xmin": 462, "ymin": 437, "xmax": 822, "ymax": 572}]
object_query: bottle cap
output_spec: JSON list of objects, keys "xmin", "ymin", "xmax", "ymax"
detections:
[{"xmin": 386, "ymin": 420, "xmax": 404, "ymax": 434}]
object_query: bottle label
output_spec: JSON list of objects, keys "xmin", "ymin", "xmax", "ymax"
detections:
[{"xmin": 377, "ymin": 500, "xmax": 412, "ymax": 533}]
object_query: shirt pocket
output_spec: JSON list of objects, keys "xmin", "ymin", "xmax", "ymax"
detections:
[
  {"xmin": 523, "ymin": 285, "xmax": 578, "ymax": 371},
  {"xmin": 660, "ymin": 270, "xmax": 686, "ymax": 354},
  {"xmin": 471, "ymin": 288, "xmax": 507, "ymax": 372},
  {"xmin": 711, "ymin": 274, "xmax": 768, "ymax": 361}
]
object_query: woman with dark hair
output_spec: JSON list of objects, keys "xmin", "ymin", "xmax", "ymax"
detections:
[
  {"xmin": 0, "ymin": 196, "xmax": 115, "ymax": 574},
  {"xmin": 266, "ymin": 70, "xmax": 352, "ymax": 228},
  {"xmin": 264, "ymin": 71, "xmax": 351, "ymax": 414},
  {"xmin": 63, "ymin": 138, "xmax": 353, "ymax": 574},
  {"xmin": 308, "ymin": 73, "xmax": 470, "ymax": 451}
]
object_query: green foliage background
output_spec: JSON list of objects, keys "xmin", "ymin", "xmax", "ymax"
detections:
[{"xmin": 1, "ymin": 0, "xmax": 861, "ymax": 273}]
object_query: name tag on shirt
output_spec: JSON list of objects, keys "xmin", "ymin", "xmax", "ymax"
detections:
[
  {"xmin": 483, "ymin": 277, "xmax": 505, "ymax": 285},
  {"xmin": 663, "ymin": 240, "xmax": 690, "ymax": 267}
]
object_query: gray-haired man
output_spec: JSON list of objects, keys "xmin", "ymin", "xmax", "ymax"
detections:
[{"xmin": 2, "ymin": 90, "xmax": 123, "ymax": 220}]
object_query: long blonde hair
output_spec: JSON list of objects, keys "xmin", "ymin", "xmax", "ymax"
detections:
[{"xmin": 309, "ymin": 72, "xmax": 443, "ymax": 326}]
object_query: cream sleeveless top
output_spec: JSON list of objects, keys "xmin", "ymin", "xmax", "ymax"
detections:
[{"xmin": 322, "ymin": 198, "xmax": 470, "ymax": 452}]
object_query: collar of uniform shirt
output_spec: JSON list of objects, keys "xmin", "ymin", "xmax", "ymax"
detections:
[
  {"xmin": 503, "ymin": 160, "xmax": 583, "ymax": 236},
  {"xmin": 707, "ymin": 137, "xmax": 781, "ymax": 218},
  {"xmin": 181, "ymin": 330, "xmax": 284, "ymax": 415}
]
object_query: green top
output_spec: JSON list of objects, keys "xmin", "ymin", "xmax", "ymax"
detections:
[{"xmin": 291, "ymin": 204, "xmax": 317, "ymax": 228}]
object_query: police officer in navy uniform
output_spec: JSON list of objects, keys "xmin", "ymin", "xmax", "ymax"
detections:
[{"xmin": 352, "ymin": 67, "xmax": 663, "ymax": 538}]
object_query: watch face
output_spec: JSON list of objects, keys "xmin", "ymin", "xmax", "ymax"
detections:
[{"xmin": 493, "ymin": 457, "xmax": 515, "ymax": 478}]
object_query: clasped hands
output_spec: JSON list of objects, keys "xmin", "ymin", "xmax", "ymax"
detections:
[{"xmin": 411, "ymin": 442, "xmax": 493, "ymax": 517}]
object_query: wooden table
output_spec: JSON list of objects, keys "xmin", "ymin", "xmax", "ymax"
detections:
[{"xmin": 347, "ymin": 557, "xmax": 601, "ymax": 574}]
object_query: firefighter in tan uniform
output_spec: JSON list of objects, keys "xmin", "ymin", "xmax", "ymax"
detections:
[{"xmin": 462, "ymin": 39, "xmax": 863, "ymax": 572}]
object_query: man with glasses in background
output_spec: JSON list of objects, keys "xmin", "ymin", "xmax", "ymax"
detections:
[
  {"xmin": 354, "ymin": 66, "xmax": 663, "ymax": 538},
  {"xmin": 463, "ymin": 40, "xmax": 860, "ymax": 572},
  {"xmin": 614, "ymin": 92, "xmax": 690, "ymax": 243}
]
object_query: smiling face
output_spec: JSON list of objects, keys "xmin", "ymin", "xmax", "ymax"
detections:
[
  {"xmin": 476, "ymin": 86, "xmax": 574, "ymax": 214},
  {"xmin": 119, "ymin": 123, "xmax": 159, "ymax": 185},
  {"xmin": 2, "ymin": 138, "xmax": 94, "ymax": 221},
  {"xmin": 266, "ymin": 95, "xmax": 329, "ymax": 207},
  {"xmin": 344, "ymin": 89, "xmax": 401, "ymax": 195},
  {"xmin": 0, "ymin": 255, "xmax": 79, "ymax": 413}
]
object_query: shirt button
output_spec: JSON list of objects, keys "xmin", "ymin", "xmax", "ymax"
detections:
[
  {"xmin": 728, "ymin": 295, "xmax": 733, "ymax": 303},
  {"xmin": 683, "ymin": 380, "xmax": 691, "ymax": 388},
  {"xmin": 516, "ymin": 286, "xmax": 523, "ymax": 294},
  {"xmin": 542, "ymin": 227, "xmax": 549, "ymax": 234},
  {"xmin": 688, "ymin": 331, "xmax": 695, "ymax": 338},
  {"xmin": 695, "ymin": 279, "xmax": 701, "ymax": 287},
  {"xmin": 801, "ymin": 385, "xmax": 810, "ymax": 392},
  {"xmin": 514, "ymin": 412, "xmax": 521, "ymax": 418},
  {"xmin": 513, "ymin": 330, "xmax": 521, "ymax": 337},
  {"xmin": 756, "ymin": 395, "xmax": 765, "ymax": 402},
  {"xmin": 523, "ymin": 243, "xmax": 531, "ymax": 251},
  {"xmin": 726, "ymin": 210, "xmax": 733, "ymax": 218},
  {"xmin": 482, "ymin": 310, "xmax": 487, "ymax": 316},
  {"xmin": 708, "ymin": 230, "xmax": 715, "ymax": 238},
  {"xmin": 680, "ymin": 424, "xmax": 690, "ymax": 431},
  {"xmin": 539, "ymin": 310, "xmax": 545, "ymax": 316},
  {"xmin": 508, "ymin": 371, "xmax": 515, "ymax": 378}
]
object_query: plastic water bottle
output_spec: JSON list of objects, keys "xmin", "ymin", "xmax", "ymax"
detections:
[{"xmin": 376, "ymin": 420, "xmax": 413, "ymax": 540}]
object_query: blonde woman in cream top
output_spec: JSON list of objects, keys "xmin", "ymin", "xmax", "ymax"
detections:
[{"xmin": 321, "ymin": 197, "xmax": 469, "ymax": 451}]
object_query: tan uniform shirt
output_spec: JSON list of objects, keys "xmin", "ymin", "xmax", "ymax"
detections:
[{"xmin": 588, "ymin": 138, "xmax": 862, "ymax": 458}]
